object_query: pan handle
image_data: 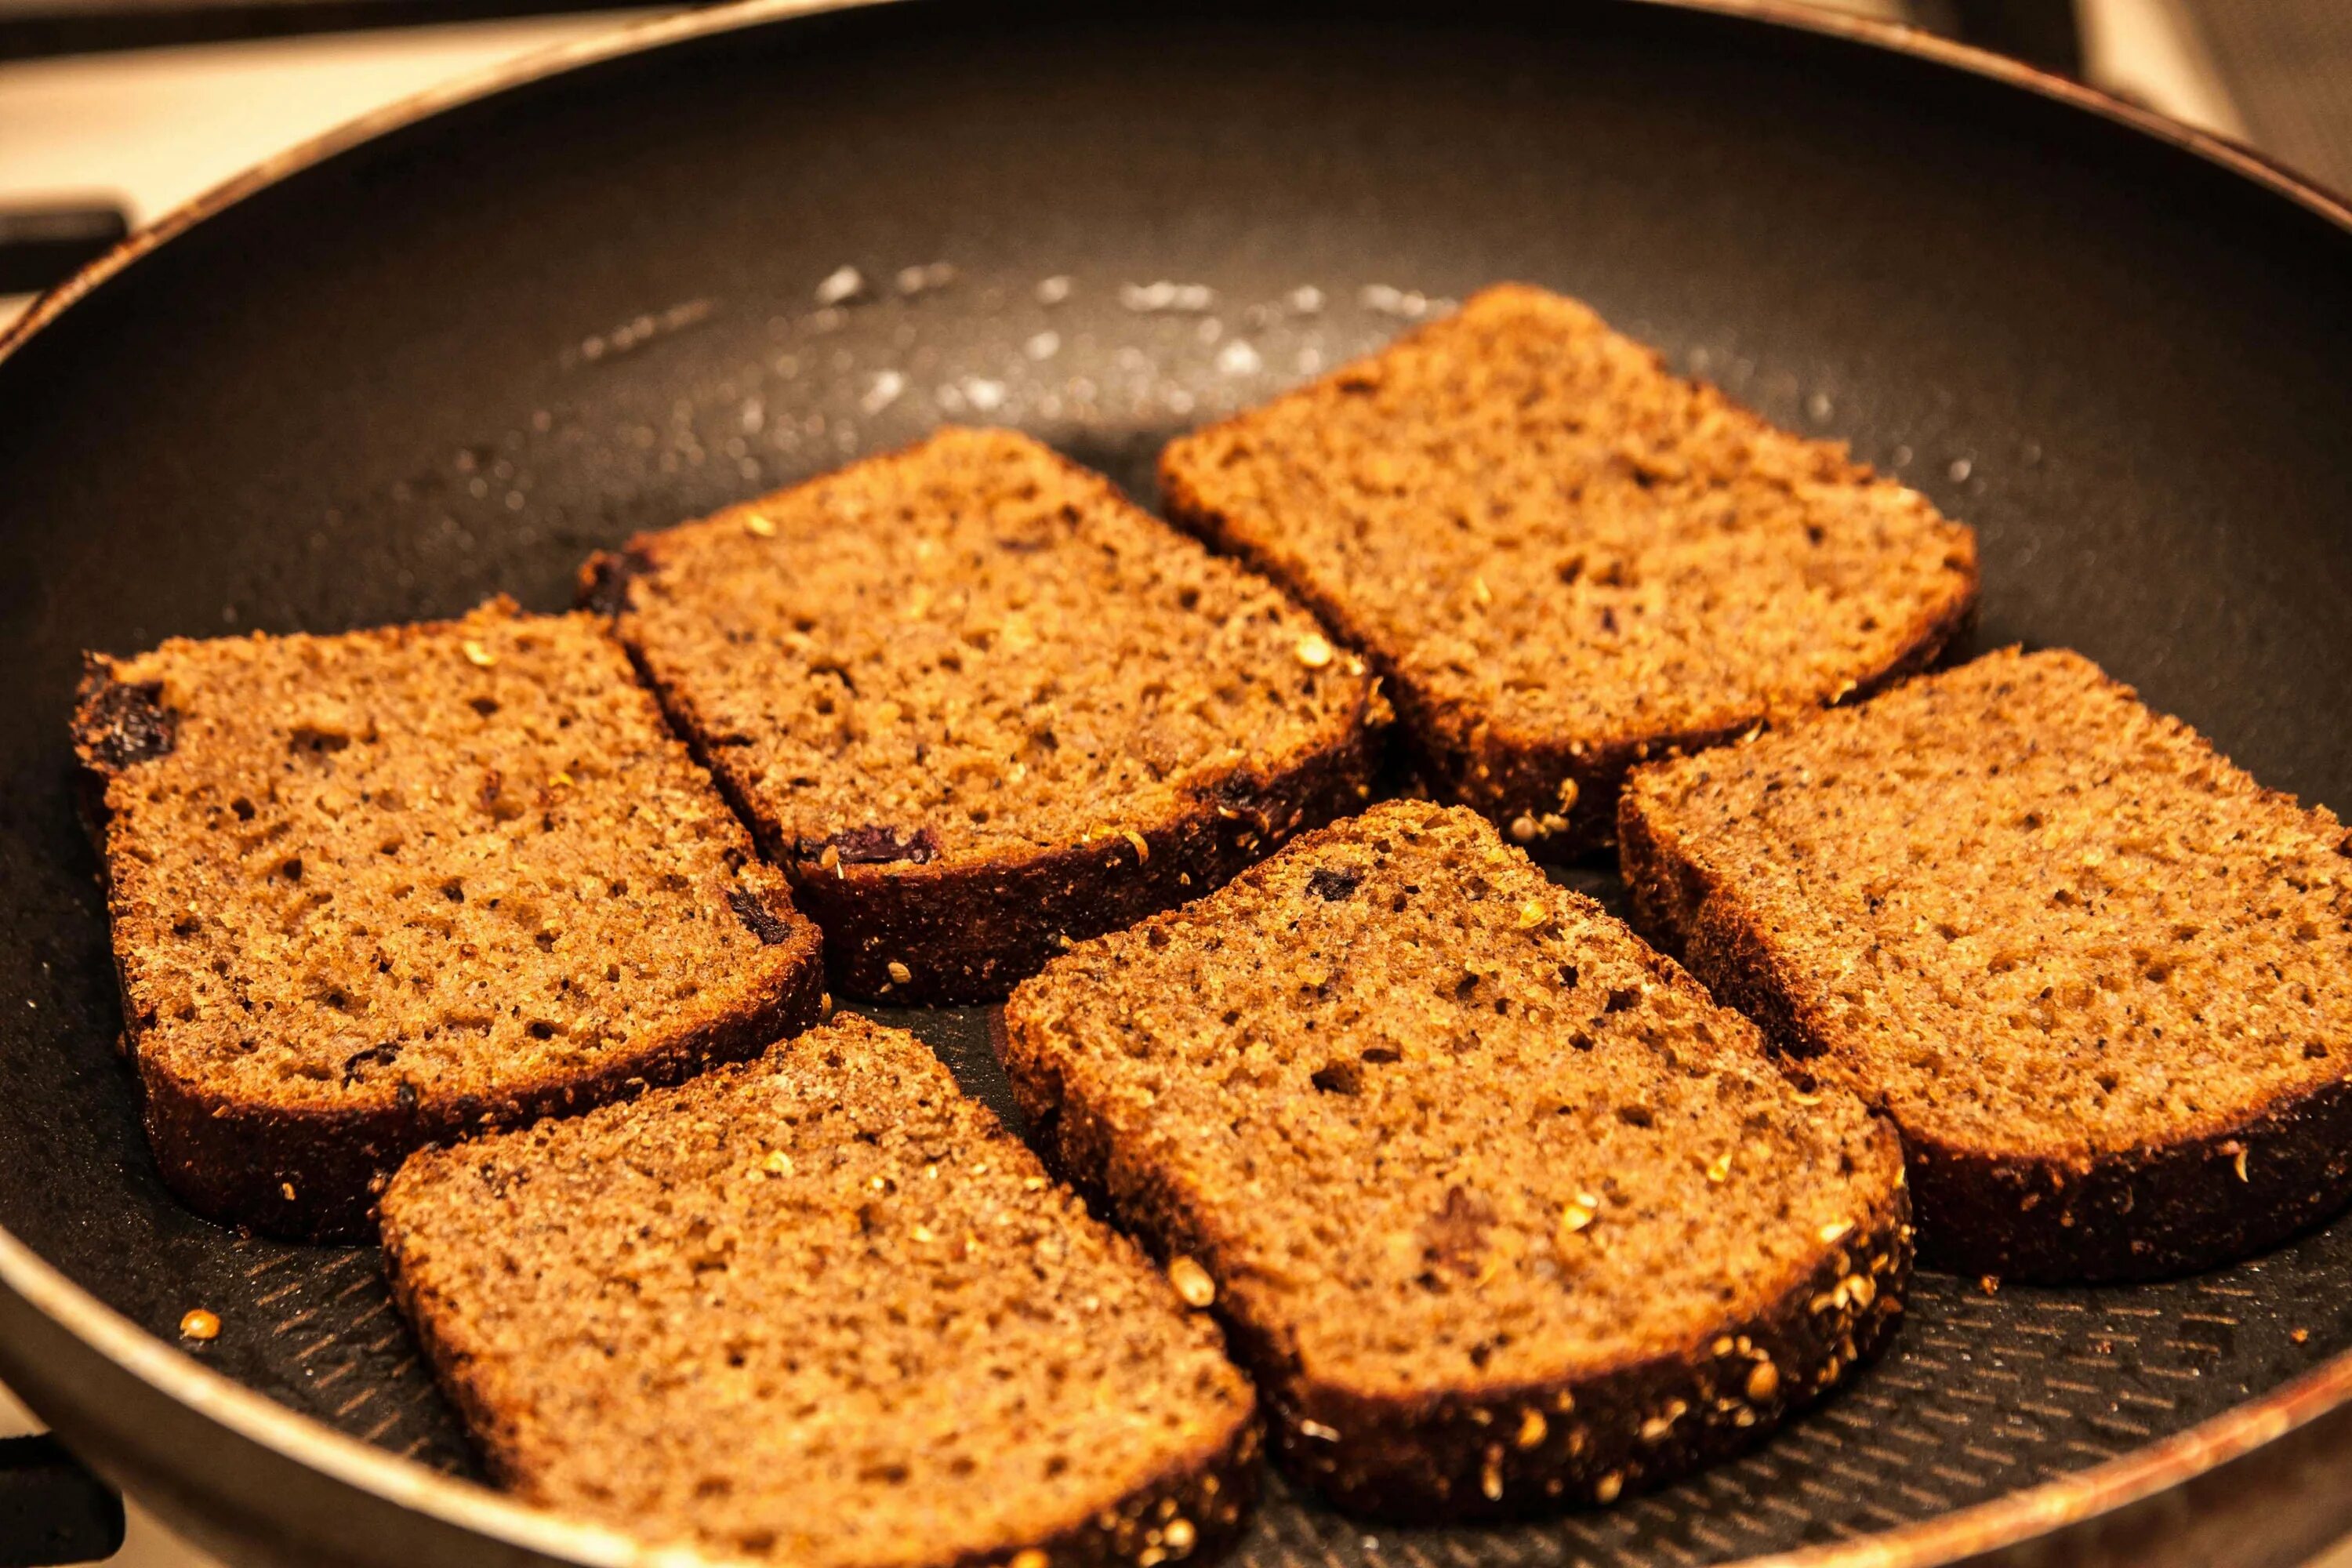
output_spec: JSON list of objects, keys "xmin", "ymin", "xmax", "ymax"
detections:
[
  {"xmin": 0, "ymin": 1436, "xmax": 125, "ymax": 1568},
  {"xmin": 1940, "ymin": 0, "xmax": 2084, "ymax": 75},
  {"xmin": 0, "ymin": 205, "xmax": 131, "ymax": 298}
]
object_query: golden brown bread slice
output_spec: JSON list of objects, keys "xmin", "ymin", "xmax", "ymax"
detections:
[
  {"xmin": 1000, "ymin": 800, "xmax": 1908, "ymax": 1520},
  {"xmin": 1159, "ymin": 283, "xmax": 1978, "ymax": 857},
  {"xmin": 381, "ymin": 1014, "xmax": 1259, "ymax": 1568},
  {"xmin": 1620, "ymin": 647, "xmax": 2352, "ymax": 1281},
  {"xmin": 585, "ymin": 426, "xmax": 1389, "ymax": 1004},
  {"xmin": 72, "ymin": 598, "xmax": 822, "ymax": 1240}
]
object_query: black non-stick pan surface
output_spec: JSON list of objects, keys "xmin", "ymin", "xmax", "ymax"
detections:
[{"xmin": 3, "ymin": 3, "xmax": 2352, "ymax": 1566}]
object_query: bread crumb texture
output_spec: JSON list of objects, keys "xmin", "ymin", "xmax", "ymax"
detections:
[
  {"xmin": 1622, "ymin": 648, "xmax": 2352, "ymax": 1277},
  {"xmin": 1160, "ymin": 284, "xmax": 1976, "ymax": 849},
  {"xmin": 607, "ymin": 426, "xmax": 1385, "ymax": 868},
  {"xmin": 1003, "ymin": 800, "xmax": 1906, "ymax": 1517},
  {"xmin": 76, "ymin": 600, "xmax": 819, "ymax": 1231},
  {"xmin": 381, "ymin": 1015, "xmax": 1256, "ymax": 1568}
]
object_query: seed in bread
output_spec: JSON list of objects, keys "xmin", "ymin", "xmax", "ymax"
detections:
[
  {"xmin": 1619, "ymin": 646, "xmax": 2352, "ymax": 1281},
  {"xmin": 1158, "ymin": 283, "xmax": 1979, "ymax": 856},
  {"xmin": 586, "ymin": 427, "xmax": 1389, "ymax": 1004},
  {"xmin": 1000, "ymin": 800, "xmax": 1909, "ymax": 1519},
  {"xmin": 72, "ymin": 598, "xmax": 823, "ymax": 1240},
  {"xmin": 380, "ymin": 1014, "xmax": 1259, "ymax": 1568}
]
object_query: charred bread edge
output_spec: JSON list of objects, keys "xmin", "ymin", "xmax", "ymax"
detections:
[
  {"xmin": 765, "ymin": 717, "xmax": 1380, "ymax": 1005},
  {"xmin": 996, "ymin": 985, "xmax": 1912, "ymax": 1522},
  {"xmin": 70, "ymin": 652, "xmax": 826, "ymax": 1243},
  {"xmin": 1618, "ymin": 779, "xmax": 2352, "ymax": 1283},
  {"xmin": 1157, "ymin": 412, "xmax": 1980, "ymax": 862},
  {"xmin": 378, "ymin": 1090, "xmax": 1264, "ymax": 1568}
]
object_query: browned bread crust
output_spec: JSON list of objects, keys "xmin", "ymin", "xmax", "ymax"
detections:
[
  {"xmin": 382, "ymin": 1016, "xmax": 1260, "ymax": 1568},
  {"xmin": 1159, "ymin": 283, "xmax": 1979, "ymax": 858},
  {"xmin": 1241, "ymin": 1229, "xmax": 1903, "ymax": 1518},
  {"xmin": 73, "ymin": 600, "xmax": 823, "ymax": 1241},
  {"xmin": 1620, "ymin": 647, "xmax": 2352, "ymax": 1281},
  {"xmin": 771, "ymin": 728, "xmax": 1385, "ymax": 1006},
  {"xmin": 125, "ymin": 975, "xmax": 819, "ymax": 1246},
  {"xmin": 583, "ymin": 427, "xmax": 1390, "ymax": 1004},
  {"xmin": 1002, "ymin": 802, "xmax": 1910, "ymax": 1520}
]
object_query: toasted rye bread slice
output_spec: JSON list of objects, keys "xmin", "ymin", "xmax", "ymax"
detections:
[
  {"xmin": 381, "ymin": 1014, "xmax": 1259, "ymax": 1568},
  {"xmin": 1000, "ymin": 800, "xmax": 1908, "ymax": 1520},
  {"xmin": 1620, "ymin": 647, "xmax": 2352, "ymax": 1282},
  {"xmin": 584, "ymin": 426, "xmax": 1390, "ymax": 1004},
  {"xmin": 72, "ymin": 599, "xmax": 822, "ymax": 1240},
  {"xmin": 1159, "ymin": 283, "xmax": 1979, "ymax": 858}
]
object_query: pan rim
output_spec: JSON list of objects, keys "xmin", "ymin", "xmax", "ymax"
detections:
[
  {"xmin": 5, "ymin": 0, "xmax": 2351, "ymax": 376},
  {"xmin": 2, "ymin": 2, "xmax": 2350, "ymax": 1565}
]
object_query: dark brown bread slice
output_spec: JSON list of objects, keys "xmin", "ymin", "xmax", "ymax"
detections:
[
  {"xmin": 1620, "ymin": 647, "xmax": 2352, "ymax": 1282},
  {"xmin": 381, "ymin": 1014, "xmax": 1259, "ymax": 1568},
  {"xmin": 584, "ymin": 426, "xmax": 1390, "ymax": 1005},
  {"xmin": 72, "ymin": 598, "xmax": 823, "ymax": 1240},
  {"xmin": 1000, "ymin": 800, "xmax": 1908, "ymax": 1520},
  {"xmin": 1159, "ymin": 283, "xmax": 1979, "ymax": 858}
]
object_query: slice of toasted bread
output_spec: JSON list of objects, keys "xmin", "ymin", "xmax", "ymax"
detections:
[
  {"xmin": 1621, "ymin": 647, "xmax": 2352, "ymax": 1281},
  {"xmin": 73, "ymin": 598, "xmax": 822, "ymax": 1240},
  {"xmin": 1000, "ymin": 800, "xmax": 1908, "ymax": 1519},
  {"xmin": 1159, "ymin": 283, "xmax": 1978, "ymax": 857},
  {"xmin": 380, "ymin": 1014, "xmax": 1259, "ymax": 1568},
  {"xmin": 584, "ymin": 426, "xmax": 1389, "ymax": 1004}
]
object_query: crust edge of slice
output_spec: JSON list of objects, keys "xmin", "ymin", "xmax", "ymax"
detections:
[
  {"xmin": 122, "ymin": 949, "xmax": 822, "ymax": 1243},
  {"xmin": 1263, "ymin": 1195, "xmax": 1906, "ymax": 1519},
  {"xmin": 1617, "ymin": 690, "xmax": 2352, "ymax": 1284}
]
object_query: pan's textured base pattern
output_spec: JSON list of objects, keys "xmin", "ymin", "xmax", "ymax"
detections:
[
  {"xmin": 588, "ymin": 426, "xmax": 1389, "ymax": 1004},
  {"xmin": 211, "ymin": 1116, "xmax": 2352, "ymax": 1568},
  {"xmin": 1160, "ymin": 284, "xmax": 1980, "ymax": 857},
  {"xmin": 71, "ymin": 600, "xmax": 823, "ymax": 1241},
  {"xmin": 1621, "ymin": 648, "xmax": 2352, "ymax": 1283}
]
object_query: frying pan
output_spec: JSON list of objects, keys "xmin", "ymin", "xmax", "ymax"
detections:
[{"xmin": 3, "ymin": 2, "xmax": 2352, "ymax": 1565}]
